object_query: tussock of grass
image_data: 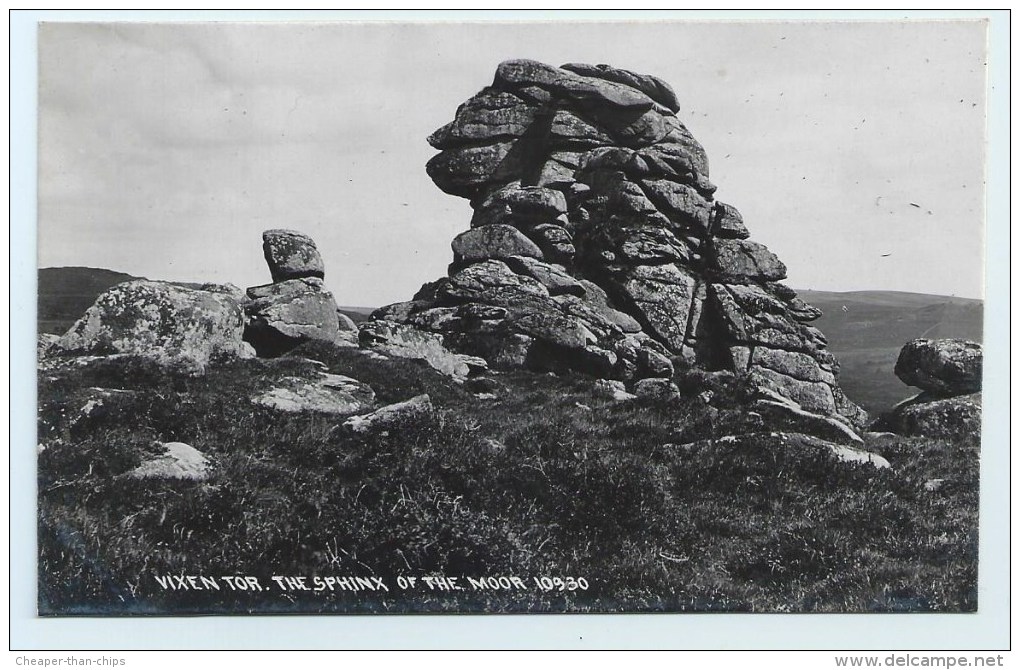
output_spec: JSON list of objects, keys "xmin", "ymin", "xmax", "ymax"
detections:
[{"xmin": 38, "ymin": 347, "xmax": 978, "ymax": 614}]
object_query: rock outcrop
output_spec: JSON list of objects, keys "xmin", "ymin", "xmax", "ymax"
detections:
[
  {"xmin": 374, "ymin": 59, "xmax": 863, "ymax": 434},
  {"xmin": 244, "ymin": 231, "xmax": 344, "ymax": 356},
  {"xmin": 57, "ymin": 280, "xmax": 253, "ymax": 371},
  {"xmin": 881, "ymin": 338, "xmax": 983, "ymax": 439},
  {"xmin": 252, "ymin": 372, "xmax": 376, "ymax": 416},
  {"xmin": 883, "ymin": 392, "xmax": 982, "ymax": 441},
  {"xmin": 359, "ymin": 320, "xmax": 488, "ymax": 381},
  {"xmin": 894, "ymin": 338, "xmax": 982, "ymax": 396}
]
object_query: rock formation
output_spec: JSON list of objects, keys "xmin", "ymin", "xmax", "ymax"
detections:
[
  {"xmin": 243, "ymin": 229, "xmax": 343, "ymax": 356},
  {"xmin": 372, "ymin": 59, "xmax": 865, "ymax": 434},
  {"xmin": 262, "ymin": 229, "xmax": 326, "ymax": 282},
  {"xmin": 894, "ymin": 338, "xmax": 982, "ymax": 396},
  {"xmin": 880, "ymin": 338, "xmax": 983, "ymax": 439},
  {"xmin": 56, "ymin": 280, "xmax": 253, "ymax": 371}
]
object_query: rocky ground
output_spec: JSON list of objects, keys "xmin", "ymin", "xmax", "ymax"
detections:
[
  {"xmin": 36, "ymin": 60, "xmax": 982, "ymax": 615},
  {"xmin": 38, "ymin": 340, "xmax": 978, "ymax": 614}
]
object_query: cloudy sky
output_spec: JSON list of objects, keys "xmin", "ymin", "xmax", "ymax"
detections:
[{"xmin": 38, "ymin": 19, "xmax": 988, "ymax": 305}]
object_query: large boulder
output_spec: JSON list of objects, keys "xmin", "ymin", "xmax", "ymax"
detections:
[
  {"xmin": 57, "ymin": 280, "xmax": 252, "ymax": 371},
  {"xmin": 262, "ymin": 229, "xmax": 326, "ymax": 282},
  {"xmin": 451, "ymin": 224, "xmax": 543, "ymax": 263},
  {"xmin": 880, "ymin": 392, "xmax": 982, "ymax": 441},
  {"xmin": 894, "ymin": 338, "xmax": 982, "ymax": 396},
  {"xmin": 708, "ymin": 239, "xmax": 787, "ymax": 282},
  {"xmin": 244, "ymin": 278, "xmax": 341, "ymax": 356}
]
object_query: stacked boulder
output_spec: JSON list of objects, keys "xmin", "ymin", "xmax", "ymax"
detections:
[
  {"xmin": 243, "ymin": 229, "xmax": 357, "ymax": 356},
  {"xmin": 880, "ymin": 338, "xmax": 982, "ymax": 439},
  {"xmin": 373, "ymin": 59, "xmax": 864, "ymax": 434}
]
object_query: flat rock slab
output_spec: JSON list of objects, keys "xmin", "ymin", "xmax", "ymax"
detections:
[
  {"xmin": 343, "ymin": 394, "xmax": 434, "ymax": 435},
  {"xmin": 360, "ymin": 320, "xmax": 487, "ymax": 380},
  {"xmin": 676, "ymin": 431, "xmax": 890, "ymax": 470},
  {"xmin": 127, "ymin": 442, "xmax": 211, "ymax": 481},
  {"xmin": 253, "ymin": 373, "xmax": 376, "ymax": 415}
]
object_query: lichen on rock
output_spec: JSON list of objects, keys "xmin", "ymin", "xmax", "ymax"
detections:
[{"xmin": 374, "ymin": 58, "xmax": 864, "ymax": 433}]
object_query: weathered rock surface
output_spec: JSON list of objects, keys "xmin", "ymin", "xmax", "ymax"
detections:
[
  {"xmin": 359, "ymin": 320, "xmax": 487, "ymax": 380},
  {"xmin": 751, "ymin": 387, "xmax": 862, "ymax": 445},
  {"xmin": 877, "ymin": 339, "xmax": 982, "ymax": 440},
  {"xmin": 127, "ymin": 442, "xmax": 211, "ymax": 481},
  {"xmin": 880, "ymin": 392, "xmax": 982, "ymax": 441},
  {"xmin": 593, "ymin": 379, "xmax": 637, "ymax": 401},
  {"xmin": 452, "ymin": 224, "xmax": 542, "ymax": 263},
  {"xmin": 375, "ymin": 59, "xmax": 862, "ymax": 435},
  {"xmin": 895, "ymin": 338, "xmax": 982, "ymax": 396},
  {"xmin": 343, "ymin": 394, "xmax": 434, "ymax": 435},
  {"xmin": 58, "ymin": 280, "xmax": 252, "ymax": 371},
  {"xmin": 252, "ymin": 373, "xmax": 376, "ymax": 415},
  {"xmin": 634, "ymin": 377, "xmax": 680, "ymax": 400},
  {"xmin": 262, "ymin": 229, "xmax": 326, "ymax": 282},
  {"xmin": 38, "ymin": 333, "xmax": 62, "ymax": 359},
  {"xmin": 244, "ymin": 278, "xmax": 342, "ymax": 356},
  {"xmin": 674, "ymin": 432, "xmax": 890, "ymax": 470}
]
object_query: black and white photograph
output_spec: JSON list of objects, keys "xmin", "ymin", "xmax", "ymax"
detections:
[{"xmin": 32, "ymin": 15, "xmax": 995, "ymax": 622}]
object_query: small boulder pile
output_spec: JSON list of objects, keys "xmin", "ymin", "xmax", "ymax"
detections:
[
  {"xmin": 373, "ymin": 58, "xmax": 865, "ymax": 438},
  {"xmin": 243, "ymin": 229, "xmax": 356, "ymax": 356},
  {"xmin": 879, "ymin": 338, "xmax": 983, "ymax": 439},
  {"xmin": 43, "ymin": 229, "xmax": 360, "ymax": 372}
]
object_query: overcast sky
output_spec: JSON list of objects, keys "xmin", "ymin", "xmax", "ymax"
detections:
[{"xmin": 38, "ymin": 19, "xmax": 988, "ymax": 305}]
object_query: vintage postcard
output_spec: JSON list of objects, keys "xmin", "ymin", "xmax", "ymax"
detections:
[{"xmin": 33, "ymin": 17, "xmax": 993, "ymax": 620}]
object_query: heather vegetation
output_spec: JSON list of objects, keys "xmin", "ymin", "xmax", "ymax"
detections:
[{"xmin": 38, "ymin": 342, "xmax": 978, "ymax": 614}]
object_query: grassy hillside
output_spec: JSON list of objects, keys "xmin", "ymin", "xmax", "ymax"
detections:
[
  {"xmin": 38, "ymin": 343, "xmax": 978, "ymax": 615},
  {"xmin": 798, "ymin": 290, "xmax": 983, "ymax": 415}
]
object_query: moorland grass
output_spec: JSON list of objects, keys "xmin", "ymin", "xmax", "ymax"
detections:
[{"xmin": 37, "ymin": 346, "xmax": 978, "ymax": 614}]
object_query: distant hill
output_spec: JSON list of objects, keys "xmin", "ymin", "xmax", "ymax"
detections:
[
  {"xmin": 38, "ymin": 267, "xmax": 144, "ymax": 335},
  {"xmin": 337, "ymin": 306, "xmax": 374, "ymax": 323},
  {"xmin": 798, "ymin": 290, "xmax": 983, "ymax": 415}
]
